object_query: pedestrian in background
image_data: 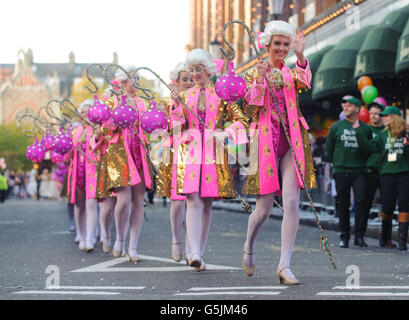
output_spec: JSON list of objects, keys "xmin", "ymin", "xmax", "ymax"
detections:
[
  {"xmin": 0, "ymin": 171, "xmax": 8, "ymax": 203},
  {"xmin": 373, "ymin": 106, "xmax": 409, "ymax": 250},
  {"xmin": 325, "ymin": 96, "xmax": 372, "ymax": 248}
]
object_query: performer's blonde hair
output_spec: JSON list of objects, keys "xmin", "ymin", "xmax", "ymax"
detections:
[
  {"xmin": 169, "ymin": 61, "xmax": 189, "ymax": 81},
  {"xmin": 259, "ymin": 20, "xmax": 295, "ymax": 47},
  {"xmin": 388, "ymin": 114, "xmax": 409, "ymax": 139},
  {"xmin": 186, "ymin": 49, "xmax": 217, "ymax": 75},
  {"xmin": 78, "ymin": 99, "xmax": 94, "ymax": 113}
]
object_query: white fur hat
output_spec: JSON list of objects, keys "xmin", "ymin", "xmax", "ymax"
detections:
[
  {"xmin": 115, "ymin": 65, "xmax": 141, "ymax": 82},
  {"xmin": 169, "ymin": 61, "xmax": 189, "ymax": 81},
  {"xmin": 186, "ymin": 49, "xmax": 217, "ymax": 75},
  {"xmin": 258, "ymin": 20, "xmax": 295, "ymax": 47},
  {"xmin": 78, "ymin": 99, "xmax": 94, "ymax": 113}
]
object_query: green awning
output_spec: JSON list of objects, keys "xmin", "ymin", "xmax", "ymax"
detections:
[
  {"xmin": 354, "ymin": 9, "xmax": 409, "ymax": 79},
  {"xmin": 311, "ymin": 26, "xmax": 371, "ymax": 100},
  {"xmin": 396, "ymin": 18, "xmax": 409, "ymax": 74}
]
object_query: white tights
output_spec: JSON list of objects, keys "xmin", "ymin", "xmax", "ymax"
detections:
[
  {"xmin": 170, "ymin": 200, "xmax": 191, "ymax": 257},
  {"xmin": 185, "ymin": 193, "xmax": 212, "ymax": 260},
  {"xmin": 74, "ymin": 189, "xmax": 99, "ymax": 247},
  {"xmin": 244, "ymin": 150, "xmax": 300, "ymax": 274},
  {"xmin": 113, "ymin": 169, "xmax": 146, "ymax": 255},
  {"xmin": 99, "ymin": 197, "xmax": 116, "ymax": 246}
]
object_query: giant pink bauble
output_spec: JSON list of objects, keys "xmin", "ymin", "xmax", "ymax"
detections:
[
  {"xmin": 111, "ymin": 95, "xmax": 138, "ymax": 128},
  {"xmin": 26, "ymin": 138, "xmax": 46, "ymax": 163},
  {"xmin": 53, "ymin": 127, "xmax": 73, "ymax": 154},
  {"xmin": 41, "ymin": 130, "xmax": 55, "ymax": 151},
  {"xmin": 50, "ymin": 151, "xmax": 63, "ymax": 163},
  {"xmin": 140, "ymin": 101, "xmax": 168, "ymax": 134},
  {"xmin": 87, "ymin": 95, "xmax": 111, "ymax": 125},
  {"xmin": 215, "ymin": 61, "xmax": 247, "ymax": 103}
]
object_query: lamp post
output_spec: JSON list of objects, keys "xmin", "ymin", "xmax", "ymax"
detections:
[{"xmin": 268, "ymin": 0, "xmax": 285, "ymax": 20}]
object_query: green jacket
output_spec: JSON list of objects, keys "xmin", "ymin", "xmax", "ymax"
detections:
[
  {"xmin": 366, "ymin": 125, "xmax": 385, "ymax": 172},
  {"xmin": 325, "ymin": 119, "xmax": 372, "ymax": 173},
  {"xmin": 0, "ymin": 174, "xmax": 8, "ymax": 190},
  {"xmin": 371, "ymin": 129, "xmax": 409, "ymax": 175}
]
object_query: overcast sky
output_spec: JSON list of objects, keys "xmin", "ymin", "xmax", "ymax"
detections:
[{"xmin": 0, "ymin": 0, "xmax": 190, "ymax": 83}]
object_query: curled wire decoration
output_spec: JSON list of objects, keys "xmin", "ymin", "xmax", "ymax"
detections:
[
  {"xmin": 85, "ymin": 63, "xmax": 105, "ymax": 94},
  {"xmin": 16, "ymin": 113, "xmax": 40, "ymax": 138},
  {"xmin": 103, "ymin": 64, "xmax": 154, "ymax": 101},
  {"xmin": 221, "ymin": 20, "xmax": 337, "ymax": 270},
  {"xmin": 220, "ymin": 20, "xmax": 261, "ymax": 61},
  {"xmin": 60, "ymin": 99, "xmax": 97, "ymax": 129}
]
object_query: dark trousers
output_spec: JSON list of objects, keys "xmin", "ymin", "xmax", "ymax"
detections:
[
  {"xmin": 0, "ymin": 190, "xmax": 6, "ymax": 203},
  {"xmin": 334, "ymin": 172, "xmax": 367, "ymax": 239},
  {"xmin": 364, "ymin": 171, "xmax": 380, "ymax": 228},
  {"xmin": 379, "ymin": 172, "xmax": 409, "ymax": 216}
]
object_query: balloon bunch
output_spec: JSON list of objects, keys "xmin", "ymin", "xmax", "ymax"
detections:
[{"xmin": 357, "ymin": 76, "xmax": 387, "ymax": 123}]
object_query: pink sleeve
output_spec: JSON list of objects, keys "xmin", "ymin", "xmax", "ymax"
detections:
[
  {"xmin": 295, "ymin": 59, "xmax": 312, "ymax": 89},
  {"xmin": 244, "ymin": 78, "xmax": 267, "ymax": 106},
  {"xmin": 170, "ymin": 106, "xmax": 186, "ymax": 126}
]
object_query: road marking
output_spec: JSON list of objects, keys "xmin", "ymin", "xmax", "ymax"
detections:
[
  {"xmin": 317, "ymin": 292, "xmax": 409, "ymax": 297},
  {"xmin": 14, "ymin": 290, "xmax": 120, "ymax": 296},
  {"xmin": 71, "ymin": 255, "xmax": 240, "ymax": 273},
  {"xmin": 46, "ymin": 285, "xmax": 145, "ymax": 290},
  {"xmin": 333, "ymin": 286, "xmax": 409, "ymax": 290},
  {"xmin": 0, "ymin": 220, "xmax": 24, "ymax": 225},
  {"xmin": 188, "ymin": 286, "xmax": 287, "ymax": 291},
  {"xmin": 175, "ymin": 291, "xmax": 282, "ymax": 296}
]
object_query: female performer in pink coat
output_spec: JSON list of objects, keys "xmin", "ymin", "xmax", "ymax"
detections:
[
  {"xmin": 157, "ymin": 61, "xmax": 194, "ymax": 264},
  {"xmin": 66, "ymin": 99, "xmax": 99, "ymax": 252},
  {"xmin": 241, "ymin": 21, "xmax": 316, "ymax": 284},
  {"xmin": 171, "ymin": 49, "xmax": 248, "ymax": 271},
  {"xmin": 93, "ymin": 66, "xmax": 153, "ymax": 262}
]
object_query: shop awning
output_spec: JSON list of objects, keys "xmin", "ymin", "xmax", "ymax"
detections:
[
  {"xmin": 354, "ymin": 9, "xmax": 409, "ymax": 79},
  {"xmin": 311, "ymin": 26, "xmax": 371, "ymax": 100},
  {"xmin": 396, "ymin": 18, "xmax": 409, "ymax": 74}
]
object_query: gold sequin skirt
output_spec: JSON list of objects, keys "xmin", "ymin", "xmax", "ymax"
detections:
[{"xmin": 96, "ymin": 137, "xmax": 135, "ymax": 199}]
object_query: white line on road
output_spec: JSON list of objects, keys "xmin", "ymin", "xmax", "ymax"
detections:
[
  {"xmin": 317, "ymin": 292, "xmax": 409, "ymax": 297},
  {"xmin": 175, "ymin": 291, "xmax": 282, "ymax": 296},
  {"xmin": 14, "ymin": 290, "xmax": 120, "ymax": 296},
  {"xmin": 333, "ymin": 286, "xmax": 409, "ymax": 290},
  {"xmin": 187, "ymin": 286, "xmax": 287, "ymax": 291},
  {"xmin": 71, "ymin": 255, "xmax": 240, "ymax": 273},
  {"xmin": 46, "ymin": 286, "xmax": 145, "ymax": 290},
  {"xmin": 0, "ymin": 220, "xmax": 24, "ymax": 225}
]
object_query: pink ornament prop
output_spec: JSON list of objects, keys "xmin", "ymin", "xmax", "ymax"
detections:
[
  {"xmin": 87, "ymin": 95, "xmax": 111, "ymax": 125},
  {"xmin": 213, "ymin": 59, "xmax": 225, "ymax": 73},
  {"xmin": 140, "ymin": 101, "xmax": 169, "ymax": 134},
  {"xmin": 215, "ymin": 61, "xmax": 247, "ymax": 103},
  {"xmin": 41, "ymin": 130, "xmax": 55, "ymax": 151},
  {"xmin": 50, "ymin": 151, "xmax": 64, "ymax": 163},
  {"xmin": 26, "ymin": 138, "xmax": 46, "ymax": 163},
  {"xmin": 111, "ymin": 95, "xmax": 138, "ymax": 128},
  {"xmin": 52, "ymin": 127, "xmax": 73, "ymax": 154}
]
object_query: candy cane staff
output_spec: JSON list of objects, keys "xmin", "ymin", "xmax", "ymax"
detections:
[
  {"xmin": 65, "ymin": 100, "xmax": 100, "ymax": 252},
  {"xmin": 241, "ymin": 20, "xmax": 316, "ymax": 284},
  {"xmin": 157, "ymin": 61, "xmax": 194, "ymax": 264},
  {"xmin": 170, "ymin": 49, "xmax": 249, "ymax": 271}
]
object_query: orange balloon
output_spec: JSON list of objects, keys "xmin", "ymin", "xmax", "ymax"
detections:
[{"xmin": 357, "ymin": 76, "xmax": 373, "ymax": 91}]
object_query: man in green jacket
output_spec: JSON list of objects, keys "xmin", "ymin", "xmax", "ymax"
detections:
[
  {"xmin": 0, "ymin": 171, "xmax": 8, "ymax": 203},
  {"xmin": 325, "ymin": 96, "xmax": 372, "ymax": 248}
]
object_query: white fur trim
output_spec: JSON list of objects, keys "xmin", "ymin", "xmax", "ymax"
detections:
[{"xmin": 78, "ymin": 99, "xmax": 94, "ymax": 113}]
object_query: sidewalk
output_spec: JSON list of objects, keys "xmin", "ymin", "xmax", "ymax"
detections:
[{"xmin": 210, "ymin": 199, "xmax": 402, "ymax": 243}]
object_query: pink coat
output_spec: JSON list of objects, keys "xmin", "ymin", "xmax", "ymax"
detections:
[
  {"xmin": 67, "ymin": 125, "xmax": 98, "ymax": 203},
  {"xmin": 244, "ymin": 60, "xmax": 312, "ymax": 194}
]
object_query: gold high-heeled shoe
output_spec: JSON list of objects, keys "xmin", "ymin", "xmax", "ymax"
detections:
[
  {"xmin": 171, "ymin": 242, "xmax": 182, "ymax": 262},
  {"xmin": 276, "ymin": 266, "xmax": 300, "ymax": 285},
  {"xmin": 242, "ymin": 248, "xmax": 255, "ymax": 277},
  {"xmin": 128, "ymin": 249, "xmax": 142, "ymax": 263},
  {"xmin": 194, "ymin": 257, "xmax": 206, "ymax": 272},
  {"xmin": 112, "ymin": 240, "xmax": 124, "ymax": 258},
  {"xmin": 190, "ymin": 254, "xmax": 202, "ymax": 268}
]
